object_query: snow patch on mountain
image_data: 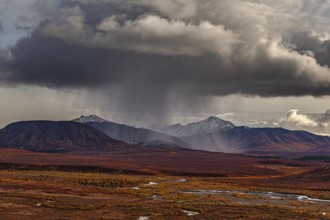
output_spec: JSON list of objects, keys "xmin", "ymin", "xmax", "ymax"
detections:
[{"xmin": 73, "ymin": 115, "xmax": 109, "ymax": 123}]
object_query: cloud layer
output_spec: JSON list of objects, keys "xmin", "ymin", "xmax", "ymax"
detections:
[
  {"xmin": 1, "ymin": 1, "xmax": 330, "ymax": 94},
  {"xmin": 1, "ymin": 0, "xmax": 330, "ymax": 121}
]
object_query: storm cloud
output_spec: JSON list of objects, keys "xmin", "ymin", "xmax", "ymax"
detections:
[{"xmin": 1, "ymin": 0, "xmax": 330, "ymax": 122}]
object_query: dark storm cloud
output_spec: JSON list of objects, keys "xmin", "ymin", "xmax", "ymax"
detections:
[
  {"xmin": 1, "ymin": 0, "xmax": 330, "ymax": 97},
  {"xmin": 15, "ymin": 16, "xmax": 38, "ymax": 32},
  {"xmin": 2, "ymin": 35, "xmax": 122, "ymax": 87},
  {"xmin": 3, "ymin": 32, "xmax": 329, "ymax": 97},
  {"xmin": 291, "ymin": 31, "xmax": 330, "ymax": 67}
]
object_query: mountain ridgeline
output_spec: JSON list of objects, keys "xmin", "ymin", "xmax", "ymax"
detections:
[
  {"xmin": 0, "ymin": 115, "xmax": 330, "ymax": 156},
  {"xmin": 72, "ymin": 115, "xmax": 330, "ymax": 156}
]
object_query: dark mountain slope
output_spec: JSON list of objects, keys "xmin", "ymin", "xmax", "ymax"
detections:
[{"xmin": 0, "ymin": 121, "xmax": 134, "ymax": 152}]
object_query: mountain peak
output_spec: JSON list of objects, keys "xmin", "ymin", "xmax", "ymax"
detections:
[
  {"xmin": 205, "ymin": 116, "xmax": 225, "ymax": 123},
  {"xmin": 157, "ymin": 116, "xmax": 236, "ymax": 137},
  {"xmin": 193, "ymin": 116, "xmax": 235, "ymax": 129},
  {"xmin": 201, "ymin": 116, "xmax": 234, "ymax": 127},
  {"xmin": 207, "ymin": 116, "xmax": 219, "ymax": 120},
  {"xmin": 73, "ymin": 115, "xmax": 109, "ymax": 123}
]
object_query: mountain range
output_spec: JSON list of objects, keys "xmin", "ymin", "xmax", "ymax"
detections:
[
  {"xmin": 0, "ymin": 115, "xmax": 330, "ymax": 156},
  {"xmin": 149, "ymin": 116, "xmax": 330, "ymax": 155}
]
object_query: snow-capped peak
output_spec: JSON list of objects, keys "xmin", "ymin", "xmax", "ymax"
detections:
[
  {"xmin": 159, "ymin": 116, "xmax": 236, "ymax": 137},
  {"xmin": 202, "ymin": 116, "xmax": 235, "ymax": 128},
  {"xmin": 73, "ymin": 114, "xmax": 109, "ymax": 123}
]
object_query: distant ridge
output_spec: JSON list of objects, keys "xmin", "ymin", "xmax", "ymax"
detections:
[{"xmin": 73, "ymin": 115, "xmax": 190, "ymax": 149}]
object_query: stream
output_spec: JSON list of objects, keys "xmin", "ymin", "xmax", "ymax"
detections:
[{"xmin": 181, "ymin": 189, "xmax": 330, "ymax": 203}]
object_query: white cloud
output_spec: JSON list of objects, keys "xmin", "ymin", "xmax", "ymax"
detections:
[
  {"xmin": 278, "ymin": 109, "xmax": 330, "ymax": 135},
  {"xmin": 279, "ymin": 109, "xmax": 318, "ymax": 128},
  {"xmin": 246, "ymin": 120, "xmax": 269, "ymax": 126}
]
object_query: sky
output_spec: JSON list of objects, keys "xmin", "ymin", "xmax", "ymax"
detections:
[{"xmin": 0, "ymin": 0, "xmax": 330, "ymax": 135}]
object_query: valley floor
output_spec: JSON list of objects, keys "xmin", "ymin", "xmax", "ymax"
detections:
[
  {"xmin": 0, "ymin": 148, "xmax": 329, "ymax": 219},
  {"xmin": 0, "ymin": 169, "xmax": 329, "ymax": 220}
]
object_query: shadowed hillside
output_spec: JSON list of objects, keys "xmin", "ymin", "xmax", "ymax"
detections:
[{"xmin": 0, "ymin": 121, "xmax": 134, "ymax": 152}]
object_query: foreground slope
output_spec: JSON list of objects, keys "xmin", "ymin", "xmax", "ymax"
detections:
[
  {"xmin": 286, "ymin": 165, "xmax": 330, "ymax": 182},
  {"xmin": 0, "ymin": 121, "xmax": 133, "ymax": 152},
  {"xmin": 0, "ymin": 148, "xmax": 290, "ymax": 176}
]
